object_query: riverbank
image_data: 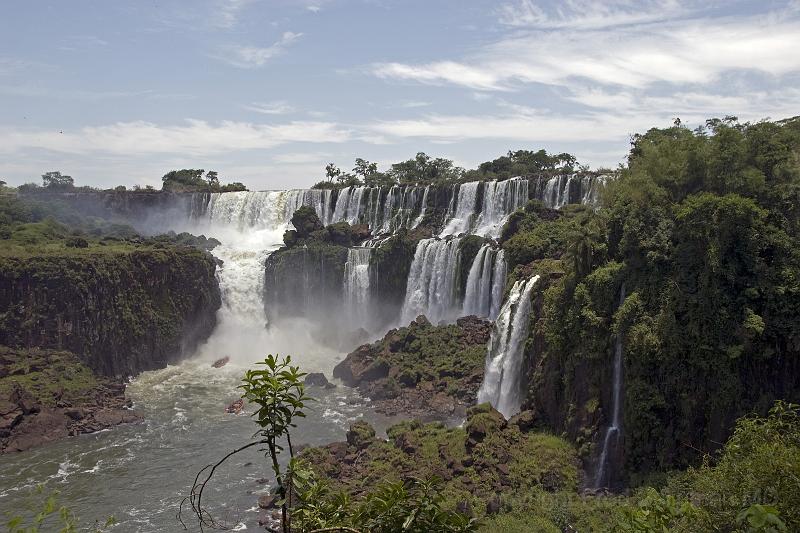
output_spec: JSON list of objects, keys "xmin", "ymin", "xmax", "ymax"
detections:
[{"xmin": 0, "ymin": 347, "xmax": 141, "ymax": 453}]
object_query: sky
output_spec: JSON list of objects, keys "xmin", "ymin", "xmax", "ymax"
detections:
[{"xmin": 1, "ymin": 0, "xmax": 799, "ymax": 190}]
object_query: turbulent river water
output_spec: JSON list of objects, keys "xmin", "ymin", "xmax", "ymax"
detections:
[{"xmin": 0, "ymin": 220, "xmax": 393, "ymax": 532}]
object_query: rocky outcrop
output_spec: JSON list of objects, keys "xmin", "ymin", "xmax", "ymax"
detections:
[
  {"xmin": 0, "ymin": 246, "xmax": 221, "ymax": 377},
  {"xmin": 0, "ymin": 347, "xmax": 141, "ymax": 453},
  {"xmin": 333, "ymin": 315, "xmax": 492, "ymax": 419},
  {"xmin": 300, "ymin": 406, "xmax": 579, "ymax": 511}
]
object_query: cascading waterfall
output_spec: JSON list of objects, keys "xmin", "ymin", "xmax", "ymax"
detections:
[
  {"xmin": 462, "ymin": 245, "xmax": 506, "ymax": 320},
  {"xmin": 400, "ymin": 238, "xmax": 462, "ymax": 325},
  {"xmin": 344, "ymin": 247, "xmax": 373, "ymax": 329},
  {"xmin": 477, "ymin": 275, "xmax": 539, "ymax": 418},
  {"xmin": 594, "ymin": 283, "xmax": 627, "ymax": 489},
  {"xmin": 440, "ymin": 182, "xmax": 480, "ymax": 236},
  {"xmin": 473, "ymin": 178, "xmax": 529, "ymax": 237}
]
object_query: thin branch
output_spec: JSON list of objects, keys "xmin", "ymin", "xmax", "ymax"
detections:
[{"xmin": 179, "ymin": 440, "xmax": 269, "ymax": 531}]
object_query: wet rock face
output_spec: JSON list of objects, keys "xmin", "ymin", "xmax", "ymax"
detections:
[
  {"xmin": 0, "ymin": 248, "xmax": 221, "ymax": 377},
  {"xmin": 0, "ymin": 347, "xmax": 142, "ymax": 453},
  {"xmin": 291, "ymin": 206, "xmax": 324, "ymax": 238},
  {"xmin": 332, "ymin": 315, "xmax": 492, "ymax": 420},
  {"xmin": 304, "ymin": 372, "xmax": 336, "ymax": 389}
]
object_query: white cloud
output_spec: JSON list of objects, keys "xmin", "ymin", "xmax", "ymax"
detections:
[
  {"xmin": 243, "ymin": 100, "xmax": 296, "ymax": 115},
  {"xmin": 373, "ymin": 6, "xmax": 800, "ymax": 90},
  {"xmin": 216, "ymin": 0, "xmax": 256, "ymax": 29},
  {"xmin": 497, "ymin": 0, "xmax": 687, "ymax": 30},
  {"xmin": 218, "ymin": 32, "xmax": 303, "ymax": 68},
  {"xmin": 0, "ymin": 119, "xmax": 352, "ymax": 156}
]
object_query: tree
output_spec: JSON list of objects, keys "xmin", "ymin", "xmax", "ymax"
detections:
[
  {"xmin": 41, "ymin": 171, "xmax": 74, "ymax": 190},
  {"xmin": 205, "ymin": 171, "xmax": 219, "ymax": 189},
  {"xmin": 353, "ymin": 158, "xmax": 384, "ymax": 187},
  {"xmin": 325, "ymin": 163, "xmax": 341, "ymax": 183}
]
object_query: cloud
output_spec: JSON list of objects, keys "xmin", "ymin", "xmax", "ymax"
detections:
[
  {"xmin": 496, "ymin": 0, "xmax": 688, "ymax": 30},
  {"xmin": 243, "ymin": 100, "xmax": 296, "ymax": 115},
  {"xmin": 217, "ymin": 32, "xmax": 302, "ymax": 68},
  {"xmin": 0, "ymin": 119, "xmax": 353, "ymax": 156},
  {"xmin": 373, "ymin": 4, "xmax": 800, "ymax": 90},
  {"xmin": 216, "ymin": 0, "xmax": 256, "ymax": 29}
]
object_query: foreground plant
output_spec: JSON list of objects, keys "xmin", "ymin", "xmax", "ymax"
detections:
[
  {"xmin": 182, "ymin": 354, "xmax": 309, "ymax": 532},
  {"xmin": 181, "ymin": 354, "xmax": 477, "ymax": 533}
]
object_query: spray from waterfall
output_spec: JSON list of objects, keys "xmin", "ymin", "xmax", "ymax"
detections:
[
  {"xmin": 477, "ymin": 275, "xmax": 539, "ymax": 418},
  {"xmin": 594, "ymin": 283, "xmax": 627, "ymax": 489}
]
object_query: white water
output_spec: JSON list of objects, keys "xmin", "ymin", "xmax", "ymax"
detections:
[
  {"xmin": 400, "ymin": 238, "xmax": 462, "ymax": 325},
  {"xmin": 440, "ymin": 182, "xmax": 480, "ymax": 236},
  {"xmin": 594, "ymin": 283, "xmax": 626, "ymax": 488},
  {"xmin": 472, "ymin": 178, "xmax": 529, "ymax": 237},
  {"xmin": 462, "ymin": 245, "xmax": 506, "ymax": 320},
  {"xmin": 477, "ymin": 275, "xmax": 539, "ymax": 418},
  {"xmin": 344, "ymin": 247, "xmax": 373, "ymax": 330}
]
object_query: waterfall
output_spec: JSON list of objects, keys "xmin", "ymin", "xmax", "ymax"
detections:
[
  {"xmin": 594, "ymin": 283, "xmax": 627, "ymax": 489},
  {"xmin": 400, "ymin": 238, "xmax": 462, "ymax": 325},
  {"xmin": 344, "ymin": 247, "xmax": 373, "ymax": 329},
  {"xmin": 473, "ymin": 178, "xmax": 529, "ymax": 237},
  {"xmin": 477, "ymin": 275, "xmax": 539, "ymax": 418},
  {"xmin": 440, "ymin": 182, "xmax": 480, "ymax": 236},
  {"xmin": 462, "ymin": 245, "xmax": 507, "ymax": 320}
]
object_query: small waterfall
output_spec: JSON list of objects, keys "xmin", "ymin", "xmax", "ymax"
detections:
[
  {"xmin": 400, "ymin": 238, "xmax": 462, "ymax": 325},
  {"xmin": 462, "ymin": 245, "xmax": 507, "ymax": 320},
  {"xmin": 411, "ymin": 186, "xmax": 430, "ymax": 228},
  {"xmin": 344, "ymin": 247, "xmax": 373, "ymax": 329},
  {"xmin": 440, "ymin": 182, "xmax": 480, "ymax": 236},
  {"xmin": 594, "ymin": 283, "xmax": 626, "ymax": 489},
  {"xmin": 477, "ymin": 275, "xmax": 539, "ymax": 418},
  {"xmin": 473, "ymin": 178, "xmax": 529, "ymax": 237}
]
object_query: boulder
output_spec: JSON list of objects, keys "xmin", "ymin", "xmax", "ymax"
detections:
[
  {"xmin": 465, "ymin": 403, "xmax": 506, "ymax": 448},
  {"xmin": 290, "ymin": 206, "xmax": 324, "ymax": 237},
  {"xmin": 346, "ymin": 420, "xmax": 376, "ymax": 450},
  {"xmin": 304, "ymin": 373, "xmax": 336, "ymax": 389}
]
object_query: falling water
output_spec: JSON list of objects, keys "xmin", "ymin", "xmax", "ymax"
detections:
[
  {"xmin": 400, "ymin": 238, "xmax": 462, "ymax": 325},
  {"xmin": 440, "ymin": 182, "xmax": 480, "ymax": 236},
  {"xmin": 472, "ymin": 178, "xmax": 529, "ymax": 237},
  {"xmin": 594, "ymin": 283, "xmax": 627, "ymax": 489},
  {"xmin": 477, "ymin": 275, "xmax": 539, "ymax": 418},
  {"xmin": 462, "ymin": 245, "xmax": 506, "ymax": 320},
  {"xmin": 344, "ymin": 247, "xmax": 373, "ymax": 329}
]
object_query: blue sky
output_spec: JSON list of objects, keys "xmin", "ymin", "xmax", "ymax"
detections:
[{"xmin": 1, "ymin": 0, "xmax": 799, "ymax": 190}]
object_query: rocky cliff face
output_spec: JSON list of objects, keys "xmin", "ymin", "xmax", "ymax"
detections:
[{"xmin": 0, "ymin": 246, "xmax": 221, "ymax": 377}]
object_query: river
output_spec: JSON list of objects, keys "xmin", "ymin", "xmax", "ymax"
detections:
[{"xmin": 0, "ymin": 212, "xmax": 390, "ymax": 532}]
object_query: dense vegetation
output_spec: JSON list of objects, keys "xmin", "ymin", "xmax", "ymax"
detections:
[
  {"xmin": 312, "ymin": 149, "xmax": 588, "ymax": 189},
  {"xmin": 492, "ymin": 117, "xmax": 800, "ymax": 486}
]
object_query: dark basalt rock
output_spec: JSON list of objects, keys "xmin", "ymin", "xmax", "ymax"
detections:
[{"xmin": 305, "ymin": 372, "xmax": 336, "ymax": 389}]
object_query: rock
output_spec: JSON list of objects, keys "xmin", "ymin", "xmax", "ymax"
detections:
[
  {"xmin": 465, "ymin": 403, "xmax": 506, "ymax": 448},
  {"xmin": 346, "ymin": 420, "xmax": 376, "ymax": 450},
  {"xmin": 64, "ymin": 408, "xmax": 85, "ymax": 421},
  {"xmin": 350, "ymin": 224, "xmax": 372, "ymax": 243},
  {"xmin": 429, "ymin": 392, "xmax": 455, "ymax": 415},
  {"xmin": 456, "ymin": 500, "xmax": 473, "ymax": 517},
  {"xmin": 509, "ymin": 409, "xmax": 536, "ymax": 431},
  {"xmin": 333, "ymin": 350, "xmax": 390, "ymax": 387},
  {"xmin": 290, "ymin": 206, "xmax": 324, "ymax": 238},
  {"xmin": 258, "ymin": 494, "xmax": 279, "ymax": 509},
  {"xmin": 305, "ymin": 373, "xmax": 335, "ymax": 389},
  {"xmin": 413, "ymin": 315, "xmax": 431, "ymax": 327},
  {"xmin": 283, "ymin": 229, "xmax": 298, "ymax": 248},
  {"xmin": 486, "ymin": 495, "xmax": 502, "ymax": 515},
  {"xmin": 211, "ymin": 356, "xmax": 230, "ymax": 368}
]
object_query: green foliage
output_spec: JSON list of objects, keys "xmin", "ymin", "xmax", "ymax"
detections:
[
  {"xmin": 465, "ymin": 149, "xmax": 580, "ymax": 181},
  {"xmin": 161, "ymin": 169, "xmax": 247, "ymax": 192},
  {"xmin": 387, "ymin": 152, "xmax": 464, "ymax": 185}
]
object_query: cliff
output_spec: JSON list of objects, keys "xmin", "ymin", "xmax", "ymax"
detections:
[{"xmin": 0, "ymin": 245, "xmax": 221, "ymax": 377}]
